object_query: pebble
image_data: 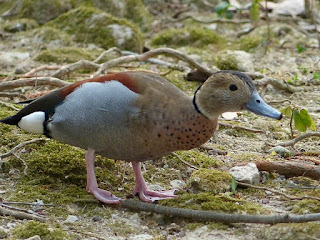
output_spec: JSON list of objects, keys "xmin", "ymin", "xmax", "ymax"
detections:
[
  {"xmin": 64, "ymin": 215, "xmax": 79, "ymax": 223},
  {"xmin": 268, "ymin": 146, "xmax": 292, "ymax": 158},
  {"xmin": 92, "ymin": 216, "xmax": 101, "ymax": 222},
  {"xmin": 229, "ymin": 162, "xmax": 260, "ymax": 184}
]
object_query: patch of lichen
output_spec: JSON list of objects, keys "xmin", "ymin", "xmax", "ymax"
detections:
[
  {"xmin": 45, "ymin": 6, "xmax": 144, "ymax": 52},
  {"xmin": 237, "ymin": 34, "xmax": 264, "ymax": 52},
  {"xmin": 290, "ymin": 199, "xmax": 320, "ymax": 214},
  {"xmin": 2, "ymin": 18, "xmax": 39, "ymax": 32},
  {"xmin": 35, "ymin": 47, "xmax": 101, "ymax": 63},
  {"xmin": 162, "ymin": 192, "xmax": 265, "ymax": 214},
  {"xmin": 190, "ymin": 169, "xmax": 232, "ymax": 194},
  {"xmin": 12, "ymin": 221, "xmax": 71, "ymax": 240},
  {"xmin": 150, "ymin": 27, "xmax": 225, "ymax": 49},
  {"xmin": 263, "ymin": 223, "xmax": 320, "ymax": 240}
]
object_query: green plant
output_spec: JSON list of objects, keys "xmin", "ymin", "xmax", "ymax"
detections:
[
  {"xmin": 313, "ymin": 71, "xmax": 320, "ymax": 81},
  {"xmin": 281, "ymin": 106, "xmax": 317, "ymax": 138},
  {"xmin": 214, "ymin": 1, "xmax": 233, "ymax": 19},
  {"xmin": 296, "ymin": 43, "xmax": 307, "ymax": 53},
  {"xmin": 287, "ymin": 74, "xmax": 300, "ymax": 85},
  {"xmin": 250, "ymin": 0, "xmax": 261, "ymax": 23}
]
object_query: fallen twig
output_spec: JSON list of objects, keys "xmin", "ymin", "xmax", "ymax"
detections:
[
  {"xmin": 276, "ymin": 132, "xmax": 320, "ymax": 147},
  {"xmin": 171, "ymin": 152, "xmax": 199, "ymax": 170},
  {"xmin": 120, "ymin": 199, "xmax": 320, "ymax": 224},
  {"xmin": 236, "ymin": 181, "xmax": 320, "ymax": 201},
  {"xmin": 0, "ymin": 206, "xmax": 48, "ymax": 222},
  {"xmin": 254, "ymin": 77, "xmax": 306, "ymax": 93},
  {"xmin": 0, "ymin": 139, "xmax": 47, "ymax": 160},
  {"xmin": 0, "ymin": 77, "xmax": 70, "ymax": 92},
  {"xmin": 254, "ymin": 160, "xmax": 320, "ymax": 180},
  {"xmin": 3, "ymin": 201, "xmax": 54, "ymax": 207},
  {"xmin": 0, "ymin": 100, "xmax": 20, "ymax": 111},
  {"xmin": 24, "ymin": 65, "xmax": 61, "ymax": 77}
]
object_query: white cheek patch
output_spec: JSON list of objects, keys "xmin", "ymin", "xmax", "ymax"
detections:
[{"xmin": 18, "ymin": 111, "xmax": 45, "ymax": 134}]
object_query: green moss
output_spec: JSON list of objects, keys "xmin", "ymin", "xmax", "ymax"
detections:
[
  {"xmin": 0, "ymin": 0, "xmax": 13, "ymax": 15},
  {"xmin": 73, "ymin": 0, "xmax": 152, "ymax": 32},
  {"xmin": 167, "ymin": 150, "xmax": 222, "ymax": 170},
  {"xmin": 13, "ymin": 0, "xmax": 72, "ymax": 24},
  {"xmin": 165, "ymin": 71, "xmax": 200, "ymax": 94},
  {"xmin": 238, "ymin": 34, "xmax": 264, "ymax": 52},
  {"xmin": 190, "ymin": 169, "xmax": 232, "ymax": 194},
  {"xmin": 224, "ymin": 128, "xmax": 257, "ymax": 138},
  {"xmin": 264, "ymin": 223, "xmax": 320, "ymax": 240},
  {"xmin": 18, "ymin": 27, "xmax": 73, "ymax": 48},
  {"xmin": 215, "ymin": 51, "xmax": 240, "ymax": 71},
  {"xmin": 150, "ymin": 27, "xmax": 225, "ymax": 48},
  {"xmin": 12, "ymin": 221, "xmax": 70, "ymax": 240},
  {"xmin": 109, "ymin": 221, "xmax": 138, "ymax": 236},
  {"xmin": 124, "ymin": 0, "xmax": 153, "ymax": 32},
  {"xmin": 22, "ymin": 140, "xmax": 116, "ymax": 186},
  {"xmin": 46, "ymin": 6, "xmax": 144, "ymax": 52},
  {"xmin": 291, "ymin": 199, "xmax": 320, "ymax": 214},
  {"xmin": 162, "ymin": 192, "xmax": 265, "ymax": 214},
  {"xmin": 3, "ymin": 18, "xmax": 39, "ymax": 32},
  {"xmin": 35, "ymin": 47, "xmax": 101, "ymax": 63}
]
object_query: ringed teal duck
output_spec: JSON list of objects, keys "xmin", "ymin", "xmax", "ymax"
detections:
[{"xmin": 0, "ymin": 71, "xmax": 282, "ymax": 204}]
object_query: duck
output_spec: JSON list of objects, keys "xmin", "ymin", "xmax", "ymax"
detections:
[{"xmin": 0, "ymin": 70, "xmax": 282, "ymax": 204}]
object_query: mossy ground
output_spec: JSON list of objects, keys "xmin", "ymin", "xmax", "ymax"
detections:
[
  {"xmin": 12, "ymin": 221, "xmax": 71, "ymax": 240},
  {"xmin": 35, "ymin": 47, "xmax": 102, "ymax": 63},
  {"xmin": 161, "ymin": 192, "xmax": 265, "ymax": 214},
  {"xmin": 45, "ymin": 6, "xmax": 144, "ymax": 52},
  {"xmin": 150, "ymin": 27, "xmax": 226, "ymax": 49}
]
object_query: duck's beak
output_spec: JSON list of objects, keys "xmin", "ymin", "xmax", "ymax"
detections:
[{"xmin": 245, "ymin": 91, "xmax": 282, "ymax": 120}]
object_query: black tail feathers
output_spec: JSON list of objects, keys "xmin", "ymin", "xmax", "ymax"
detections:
[{"xmin": 0, "ymin": 115, "xmax": 20, "ymax": 126}]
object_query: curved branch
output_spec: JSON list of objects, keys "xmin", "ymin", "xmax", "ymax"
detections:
[
  {"xmin": 276, "ymin": 132, "xmax": 320, "ymax": 147},
  {"xmin": 0, "ymin": 77, "xmax": 70, "ymax": 91},
  {"xmin": 95, "ymin": 48, "xmax": 213, "ymax": 77},
  {"xmin": 120, "ymin": 199, "xmax": 320, "ymax": 224}
]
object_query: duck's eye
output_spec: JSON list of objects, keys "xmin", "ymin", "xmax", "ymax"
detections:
[{"xmin": 229, "ymin": 84, "xmax": 238, "ymax": 91}]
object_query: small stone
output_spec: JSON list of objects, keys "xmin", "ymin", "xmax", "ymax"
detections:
[
  {"xmin": 64, "ymin": 215, "xmax": 79, "ymax": 223},
  {"xmin": 229, "ymin": 162, "xmax": 260, "ymax": 185},
  {"xmin": 262, "ymin": 198, "xmax": 270, "ymax": 204},
  {"xmin": 268, "ymin": 146, "xmax": 293, "ymax": 158},
  {"xmin": 25, "ymin": 235, "xmax": 41, "ymax": 240},
  {"xmin": 170, "ymin": 180, "xmax": 186, "ymax": 189},
  {"xmin": 92, "ymin": 216, "xmax": 101, "ymax": 222}
]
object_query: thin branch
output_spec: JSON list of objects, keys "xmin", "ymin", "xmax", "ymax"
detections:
[
  {"xmin": 254, "ymin": 77, "xmax": 306, "ymax": 93},
  {"xmin": 276, "ymin": 132, "xmax": 320, "ymax": 147},
  {"xmin": 236, "ymin": 181, "xmax": 320, "ymax": 201},
  {"xmin": 120, "ymin": 199, "xmax": 320, "ymax": 224},
  {"xmin": 52, "ymin": 60, "xmax": 100, "ymax": 79},
  {"xmin": 94, "ymin": 48, "xmax": 212, "ymax": 77},
  {"xmin": 2, "ymin": 202, "xmax": 54, "ymax": 207},
  {"xmin": 0, "ymin": 77, "xmax": 70, "ymax": 92},
  {"xmin": 0, "ymin": 100, "xmax": 20, "ymax": 111},
  {"xmin": 24, "ymin": 65, "xmax": 61, "ymax": 77},
  {"xmin": 0, "ymin": 206, "xmax": 48, "ymax": 222},
  {"xmin": 0, "ymin": 139, "xmax": 47, "ymax": 160},
  {"xmin": 93, "ymin": 47, "xmax": 122, "ymax": 63},
  {"xmin": 171, "ymin": 152, "xmax": 199, "ymax": 170}
]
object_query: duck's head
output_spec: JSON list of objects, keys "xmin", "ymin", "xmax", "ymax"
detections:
[{"xmin": 194, "ymin": 70, "xmax": 282, "ymax": 120}]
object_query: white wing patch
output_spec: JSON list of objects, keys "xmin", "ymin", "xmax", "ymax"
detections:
[{"xmin": 18, "ymin": 111, "xmax": 45, "ymax": 134}]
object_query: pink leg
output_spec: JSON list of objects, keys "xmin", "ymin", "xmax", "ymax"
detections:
[
  {"xmin": 86, "ymin": 148, "xmax": 121, "ymax": 204},
  {"xmin": 131, "ymin": 162, "xmax": 176, "ymax": 202}
]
